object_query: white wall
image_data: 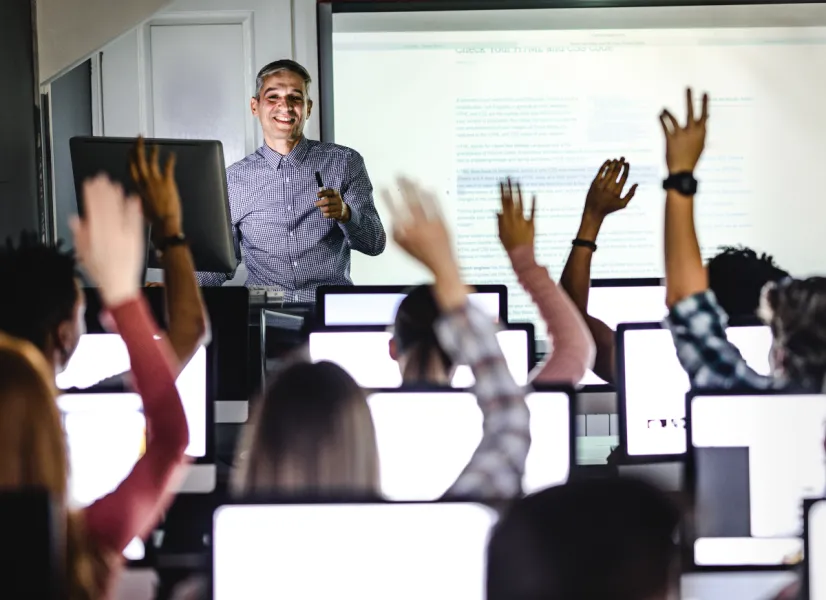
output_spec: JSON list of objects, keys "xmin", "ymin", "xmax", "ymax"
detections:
[{"xmin": 37, "ymin": 0, "xmax": 175, "ymax": 84}]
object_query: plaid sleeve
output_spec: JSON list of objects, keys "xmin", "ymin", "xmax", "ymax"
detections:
[
  {"xmin": 437, "ymin": 303, "xmax": 530, "ymax": 499},
  {"xmin": 195, "ymin": 271, "xmax": 227, "ymax": 286},
  {"xmin": 664, "ymin": 290, "xmax": 773, "ymax": 390},
  {"xmin": 339, "ymin": 151, "xmax": 386, "ymax": 257}
]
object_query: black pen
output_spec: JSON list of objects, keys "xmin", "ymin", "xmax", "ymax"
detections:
[{"xmin": 315, "ymin": 171, "xmax": 324, "ymax": 189}]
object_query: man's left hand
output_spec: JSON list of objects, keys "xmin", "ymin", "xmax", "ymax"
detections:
[{"xmin": 316, "ymin": 189, "xmax": 350, "ymax": 222}]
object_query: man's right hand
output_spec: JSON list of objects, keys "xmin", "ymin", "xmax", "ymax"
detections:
[
  {"xmin": 130, "ymin": 136, "xmax": 183, "ymax": 240},
  {"xmin": 660, "ymin": 88, "xmax": 708, "ymax": 175},
  {"xmin": 583, "ymin": 158, "xmax": 638, "ymax": 222}
]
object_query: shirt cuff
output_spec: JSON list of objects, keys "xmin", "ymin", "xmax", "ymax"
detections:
[
  {"xmin": 506, "ymin": 245, "xmax": 537, "ymax": 272},
  {"xmin": 341, "ymin": 202, "xmax": 362, "ymax": 230},
  {"xmin": 664, "ymin": 289, "xmax": 729, "ymax": 329}
]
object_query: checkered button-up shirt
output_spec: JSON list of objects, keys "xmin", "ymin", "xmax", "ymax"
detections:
[
  {"xmin": 437, "ymin": 303, "xmax": 531, "ymax": 499},
  {"xmin": 197, "ymin": 137, "xmax": 386, "ymax": 302},
  {"xmin": 664, "ymin": 290, "xmax": 782, "ymax": 390}
]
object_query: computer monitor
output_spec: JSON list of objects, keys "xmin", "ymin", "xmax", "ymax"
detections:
[
  {"xmin": 805, "ymin": 498, "xmax": 826, "ymax": 600},
  {"xmin": 587, "ymin": 281, "xmax": 666, "ymax": 331},
  {"xmin": 308, "ymin": 324, "xmax": 534, "ymax": 388},
  {"xmin": 0, "ymin": 490, "xmax": 63, "ymax": 599},
  {"xmin": 680, "ymin": 571, "xmax": 798, "ymax": 600},
  {"xmin": 617, "ymin": 322, "xmax": 772, "ymax": 459},
  {"xmin": 687, "ymin": 390, "xmax": 826, "ymax": 568},
  {"xmin": 316, "ymin": 284, "xmax": 508, "ymax": 325},
  {"xmin": 69, "ymin": 136, "xmax": 237, "ymax": 275},
  {"xmin": 212, "ymin": 501, "xmax": 497, "ymax": 599},
  {"xmin": 578, "ymin": 282, "xmax": 667, "ymax": 388},
  {"xmin": 368, "ymin": 386, "xmax": 574, "ymax": 499}
]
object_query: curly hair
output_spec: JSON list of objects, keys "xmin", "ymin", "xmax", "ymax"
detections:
[
  {"xmin": 707, "ymin": 246, "xmax": 789, "ymax": 318},
  {"xmin": 0, "ymin": 233, "xmax": 79, "ymax": 355}
]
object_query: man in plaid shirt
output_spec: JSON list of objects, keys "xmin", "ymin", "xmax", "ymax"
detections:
[{"xmin": 197, "ymin": 60, "xmax": 385, "ymax": 303}]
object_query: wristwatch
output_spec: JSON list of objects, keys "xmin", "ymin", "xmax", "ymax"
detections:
[
  {"xmin": 662, "ymin": 172, "xmax": 698, "ymax": 196},
  {"xmin": 154, "ymin": 232, "xmax": 187, "ymax": 253}
]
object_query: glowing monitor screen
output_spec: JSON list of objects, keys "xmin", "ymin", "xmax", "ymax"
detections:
[
  {"xmin": 309, "ymin": 329, "xmax": 530, "ymax": 388},
  {"xmin": 368, "ymin": 390, "xmax": 571, "ymax": 499},
  {"xmin": 621, "ymin": 325, "xmax": 772, "ymax": 456},
  {"xmin": 809, "ymin": 499, "xmax": 826, "ymax": 600},
  {"xmin": 322, "ymin": 291, "xmax": 502, "ymax": 326},
  {"xmin": 587, "ymin": 286, "xmax": 667, "ymax": 331},
  {"xmin": 213, "ymin": 502, "xmax": 497, "ymax": 599},
  {"xmin": 56, "ymin": 334, "xmax": 207, "ymax": 458},
  {"xmin": 690, "ymin": 393, "xmax": 826, "ymax": 567}
]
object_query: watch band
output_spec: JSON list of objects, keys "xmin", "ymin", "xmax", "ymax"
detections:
[
  {"xmin": 155, "ymin": 232, "xmax": 187, "ymax": 252},
  {"xmin": 662, "ymin": 172, "xmax": 698, "ymax": 196}
]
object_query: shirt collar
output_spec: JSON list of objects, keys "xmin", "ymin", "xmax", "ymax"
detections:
[{"xmin": 259, "ymin": 136, "xmax": 310, "ymax": 170}]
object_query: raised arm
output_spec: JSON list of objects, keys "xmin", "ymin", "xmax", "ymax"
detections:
[
  {"xmin": 560, "ymin": 160, "xmax": 638, "ymax": 384},
  {"xmin": 70, "ymin": 175, "xmax": 189, "ymax": 554},
  {"xmin": 498, "ymin": 179, "xmax": 594, "ymax": 384},
  {"xmin": 659, "ymin": 90, "xmax": 770, "ymax": 390},
  {"xmin": 336, "ymin": 150, "xmax": 386, "ymax": 256},
  {"xmin": 131, "ymin": 137, "xmax": 210, "ymax": 372},
  {"xmin": 382, "ymin": 177, "xmax": 530, "ymax": 499}
]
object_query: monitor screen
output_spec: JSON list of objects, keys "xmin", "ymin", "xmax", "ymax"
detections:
[
  {"xmin": 621, "ymin": 325, "xmax": 772, "ymax": 457},
  {"xmin": 368, "ymin": 390, "xmax": 571, "ymax": 499},
  {"xmin": 809, "ymin": 499, "xmax": 826, "ymax": 599},
  {"xmin": 690, "ymin": 393, "xmax": 826, "ymax": 567},
  {"xmin": 587, "ymin": 285, "xmax": 667, "ymax": 331},
  {"xmin": 56, "ymin": 333, "xmax": 207, "ymax": 458},
  {"xmin": 213, "ymin": 502, "xmax": 497, "ymax": 599},
  {"xmin": 309, "ymin": 329, "xmax": 530, "ymax": 388},
  {"xmin": 322, "ymin": 291, "xmax": 502, "ymax": 326}
]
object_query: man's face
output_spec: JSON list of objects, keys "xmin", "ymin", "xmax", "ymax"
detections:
[{"xmin": 251, "ymin": 70, "xmax": 312, "ymax": 146}]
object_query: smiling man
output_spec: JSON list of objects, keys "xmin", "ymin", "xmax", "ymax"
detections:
[{"xmin": 197, "ymin": 59, "xmax": 386, "ymax": 302}]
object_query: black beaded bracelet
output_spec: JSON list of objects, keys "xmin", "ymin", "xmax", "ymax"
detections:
[{"xmin": 572, "ymin": 238, "xmax": 597, "ymax": 252}]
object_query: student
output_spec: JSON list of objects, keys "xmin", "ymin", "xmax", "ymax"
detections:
[
  {"xmin": 233, "ymin": 177, "xmax": 530, "ymax": 499},
  {"xmin": 486, "ymin": 477, "xmax": 681, "ymax": 600},
  {"xmin": 659, "ymin": 89, "xmax": 826, "ymax": 392},
  {"xmin": 389, "ymin": 180, "xmax": 595, "ymax": 386},
  {"xmin": 0, "ymin": 137, "xmax": 208, "ymax": 379},
  {"xmin": 0, "ymin": 175, "xmax": 188, "ymax": 599},
  {"xmin": 559, "ymin": 159, "xmax": 789, "ymax": 384}
]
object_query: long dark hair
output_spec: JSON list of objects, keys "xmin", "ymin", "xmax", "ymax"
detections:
[{"xmin": 393, "ymin": 285, "xmax": 453, "ymax": 382}]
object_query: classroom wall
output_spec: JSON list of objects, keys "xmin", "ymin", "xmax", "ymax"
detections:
[{"xmin": 36, "ymin": 0, "xmax": 174, "ymax": 84}]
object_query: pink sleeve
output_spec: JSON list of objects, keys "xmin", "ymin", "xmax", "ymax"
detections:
[
  {"xmin": 508, "ymin": 245, "xmax": 595, "ymax": 384},
  {"xmin": 83, "ymin": 296, "xmax": 190, "ymax": 553}
]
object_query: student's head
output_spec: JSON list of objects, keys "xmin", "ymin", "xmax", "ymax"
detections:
[
  {"xmin": 707, "ymin": 246, "xmax": 788, "ymax": 318},
  {"xmin": 759, "ymin": 277, "xmax": 826, "ymax": 389},
  {"xmin": 0, "ymin": 234, "xmax": 85, "ymax": 373},
  {"xmin": 0, "ymin": 332, "xmax": 108, "ymax": 599},
  {"xmin": 251, "ymin": 59, "xmax": 313, "ymax": 147},
  {"xmin": 390, "ymin": 285, "xmax": 455, "ymax": 384},
  {"xmin": 232, "ymin": 360, "xmax": 380, "ymax": 496},
  {"xmin": 487, "ymin": 478, "xmax": 681, "ymax": 600}
]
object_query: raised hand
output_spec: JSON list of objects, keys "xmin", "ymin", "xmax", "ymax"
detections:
[
  {"xmin": 584, "ymin": 158, "xmax": 638, "ymax": 220},
  {"xmin": 71, "ymin": 175, "xmax": 145, "ymax": 306},
  {"xmin": 660, "ymin": 88, "xmax": 709, "ymax": 174},
  {"xmin": 381, "ymin": 177, "xmax": 457, "ymax": 280},
  {"xmin": 498, "ymin": 178, "xmax": 536, "ymax": 252},
  {"xmin": 129, "ymin": 136, "xmax": 183, "ymax": 242}
]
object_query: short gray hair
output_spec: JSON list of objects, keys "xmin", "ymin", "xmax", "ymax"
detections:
[{"xmin": 254, "ymin": 59, "xmax": 312, "ymax": 98}]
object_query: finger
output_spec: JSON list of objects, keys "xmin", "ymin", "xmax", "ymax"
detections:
[
  {"xmin": 134, "ymin": 136, "xmax": 149, "ymax": 181},
  {"xmin": 529, "ymin": 194, "xmax": 537, "ymax": 222},
  {"xmin": 515, "ymin": 181, "xmax": 524, "ymax": 217},
  {"xmin": 165, "ymin": 152, "xmax": 177, "ymax": 181},
  {"xmin": 499, "ymin": 181, "xmax": 511, "ymax": 212},
  {"xmin": 501, "ymin": 180, "xmax": 514, "ymax": 212},
  {"xmin": 129, "ymin": 162, "xmax": 142, "ymax": 191},
  {"xmin": 314, "ymin": 199, "xmax": 330, "ymax": 209},
  {"xmin": 617, "ymin": 160, "xmax": 630, "ymax": 190},
  {"xmin": 420, "ymin": 188, "xmax": 442, "ymax": 221},
  {"xmin": 596, "ymin": 160, "xmax": 610, "ymax": 181},
  {"xmin": 660, "ymin": 110, "xmax": 678, "ymax": 136},
  {"xmin": 149, "ymin": 144, "xmax": 162, "ymax": 179},
  {"xmin": 399, "ymin": 177, "xmax": 427, "ymax": 222},
  {"xmin": 605, "ymin": 160, "xmax": 619, "ymax": 187},
  {"xmin": 686, "ymin": 88, "xmax": 694, "ymax": 125},
  {"xmin": 700, "ymin": 92, "xmax": 709, "ymax": 124},
  {"xmin": 622, "ymin": 183, "xmax": 639, "ymax": 205},
  {"xmin": 316, "ymin": 189, "xmax": 337, "ymax": 198}
]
